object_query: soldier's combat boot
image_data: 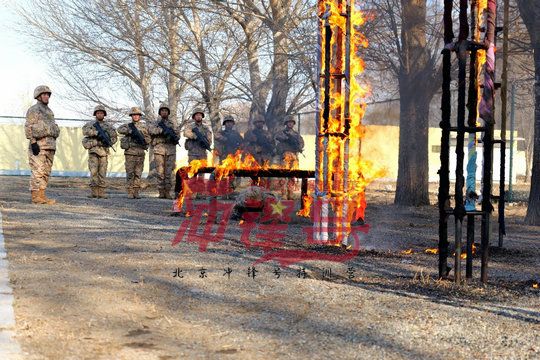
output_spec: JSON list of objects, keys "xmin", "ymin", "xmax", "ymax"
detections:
[
  {"xmin": 164, "ymin": 187, "xmax": 174, "ymax": 200},
  {"xmin": 127, "ymin": 189, "xmax": 135, "ymax": 199},
  {"xmin": 158, "ymin": 189, "xmax": 166, "ymax": 199},
  {"xmin": 31, "ymin": 190, "xmax": 43, "ymax": 204},
  {"xmin": 88, "ymin": 187, "xmax": 99, "ymax": 198},
  {"xmin": 38, "ymin": 189, "xmax": 56, "ymax": 205},
  {"xmin": 133, "ymin": 188, "xmax": 141, "ymax": 199},
  {"xmin": 98, "ymin": 187, "xmax": 108, "ymax": 199}
]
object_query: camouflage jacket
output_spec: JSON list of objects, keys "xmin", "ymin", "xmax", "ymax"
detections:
[
  {"xmin": 183, "ymin": 121, "xmax": 212, "ymax": 158},
  {"xmin": 275, "ymin": 129, "xmax": 304, "ymax": 155},
  {"xmin": 24, "ymin": 102, "xmax": 60, "ymax": 151},
  {"xmin": 244, "ymin": 128, "xmax": 274, "ymax": 155},
  {"xmin": 148, "ymin": 117, "xmax": 180, "ymax": 156},
  {"xmin": 214, "ymin": 129, "xmax": 243, "ymax": 158},
  {"xmin": 82, "ymin": 120, "xmax": 118, "ymax": 157},
  {"xmin": 117, "ymin": 121, "xmax": 151, "ymax": 156}
]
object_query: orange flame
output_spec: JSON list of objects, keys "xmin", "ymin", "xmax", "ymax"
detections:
[
  {"xmin": 316, "ymin": 0, "xmax": 382, "ymax": 234},
  {"xmin": 401, "ymin": 249, "xmax": 414, "ymax": 255},
  {"xmin": 425, "ymin": 248, "xmax": 439, "ymax": 255},
  {"xmin": 296, "ymin": 193, "xmax": 314, "ymax": 217}
]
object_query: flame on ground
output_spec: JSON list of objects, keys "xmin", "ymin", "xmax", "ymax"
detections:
[{"xmin": 401, "ymin": 249, "xmax": 414, "ymax": 255}]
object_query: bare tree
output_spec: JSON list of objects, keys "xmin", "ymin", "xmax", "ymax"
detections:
[
  {"xmin": 17, "ymin": 0, "xmax": 161, "ymax": 118},
  {"xmin": 210, "ymin": 0, "xmax": 316, "ymax": 132},
  {"xmin": 515, "ymin": 0, "xmax": 540, "ymax": 225},
  {"xmin": 363, "ymin": 0, "xmax": 443, "ymax": 206}
]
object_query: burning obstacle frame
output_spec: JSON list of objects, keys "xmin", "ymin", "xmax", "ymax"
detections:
[
  {"xmin": 438, "ymin": 0, "xmax": 508, "ymax": 283},
  {"xmin": 174, "ymin": 166, "xmax": 314, "ymax": 211},
  {"xmin": 313, "ymin": 0, "xmax": 369, "ymax": 246}
]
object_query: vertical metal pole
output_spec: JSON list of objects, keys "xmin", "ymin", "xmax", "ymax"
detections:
[{"xmin": 508, "ymin": 83, "xmax": 515, "ymax": 202}]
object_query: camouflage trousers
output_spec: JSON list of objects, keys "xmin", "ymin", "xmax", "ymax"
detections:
[
  {"xmin": 278, "ymin": 152, "xmax": 299, "ymax": 199},
  {"xmin": 28, "ymin": 149, "xmax": 55, "ymax": 191},
  {"xmin": 125, "ymin": 154, "xmax": 145, "ymax": 190},
  {"xmin": 155, "ymin": 153, "xmax": 176, "ymax": 191},
  {"xmin": 88, "ymin": 153, "xmax": 108, "ymax": 188}
]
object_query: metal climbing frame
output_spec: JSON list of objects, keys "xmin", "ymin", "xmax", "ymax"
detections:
[{"xmin": 438, "ymin": 0, "xmax": 508, "ymax": 283}]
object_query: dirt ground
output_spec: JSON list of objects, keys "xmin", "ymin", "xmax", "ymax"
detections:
[{"xmin": 0, "ymin": 175, "xmax": 538, "ymax": 359}]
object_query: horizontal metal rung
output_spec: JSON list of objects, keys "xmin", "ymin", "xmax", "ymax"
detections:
[
  {"xmin": 445, "ymin": 209, "xmax": 486, "ymax": 216},
  {"xmin": 320, "ymin": 73, "xmax": 346, "ymax": 78},
  {"xmin": 446, "ymin": 126, "xmax": 487, "ymax": 133}
]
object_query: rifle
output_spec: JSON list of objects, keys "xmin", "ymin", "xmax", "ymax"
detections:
[
  {"xmin": 93, "ymin": 122, "xmax": 115, "ymax": 151},
  {"xmin": 192, "ymin": 126, "xmax": 212, "ymax": 151},
  {"xmin": 158, "ymin": 121, "xmax": 180, "ymax": 144},
  {"xmin": 129, "ymin": 123, "xmax": 147, "ymax": 146},
  {"xmin": 285, "ymin": 131, "xmax": 302, "ymax": 152},
  {"xmin": 254, "ymin": 129, "xmax": 273, "ymax": 154}
]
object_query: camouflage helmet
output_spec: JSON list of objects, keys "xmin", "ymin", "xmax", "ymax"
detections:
[
  {"xmin": 129, "ymin": 107, "xmax": 143, "ymax": 116},
  {"xmin": 191, "ymin": 108, "xmax": 205, "ymax": 119},
  {"xmin": 283, "ymin": 115, "xmax": 296, "ymax": 125},
  {"xmin": 33, "ymin": 85, "xmax": 52, "ymax": 99},
  {"xmin": 252, "ymin": 113, "xmax": 265, "ymax": 124},
  {"xmin": 158, "ymin": 102, "xmax": 170, "ymax": 113},
  {"xmin": 222, "ymin": 115, "xmax": 235, "ymax": 125},
  {"xmin": 93, "ymin": 104, "xmax": 107, "ymax": 116}
]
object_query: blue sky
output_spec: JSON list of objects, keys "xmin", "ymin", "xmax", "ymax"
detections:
[{"xmin": 0, "ymin": 0, "xmax": 78, "ymax": 118}]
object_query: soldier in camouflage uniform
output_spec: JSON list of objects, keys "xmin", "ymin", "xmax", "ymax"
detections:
[
  {"xmin": 230, "ymin": 186, "xmax": 278, "ymax": 221},
  {"xmin": 82, "ymin": 105, "xmax": 118, "ymax": 199},
  {"xmin": 214, "ymin": 115, "xmax": 243, "ymax": 162},
  {"xmin": 117, "ymin": 107, "xmax": 151, "ymax": 199},
  {"xmin": 275, "ymin": 116, "xmax": 304, "ymax": 199},
  {"xmin": 275, "ymin": 115, "xmax": 304, "ymax": 168},
  {"xmin": 243, "ymin": 115, "xmax": 273, "ymax": 166},
  {"xmin": 183, "ymin": 108, "xmax": 212, "ymax": 164},
  {"xmin": 24, "ymin": 85, "xmax": 60, "ymax": 204},
  {"xmin": 148, "ymin": 102, "xmax": 180, "ymax": 199}
]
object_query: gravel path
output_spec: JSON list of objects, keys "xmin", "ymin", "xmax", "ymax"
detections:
[{"xmin": 0, "ymin": 176, "xmax": 538, "ymax": 359}]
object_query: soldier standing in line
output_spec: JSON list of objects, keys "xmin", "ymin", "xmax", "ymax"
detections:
[
  {"xmin": 243, "ymin": 114, "xmax": 273, "ymax": 166},
  {"xmin": 214, "ymin": 115, "xmax": 243, "ymax": 162},
  {"xmin": 275, "ymin": 115, "xmax": 304, "ymax": 168},
  {"xmin": 82, "ymin": 105, "xmax": 118, "ymax": 199},
  {"xmin": 117, "ymin": 107, "xmax": 151, "ymax": 199},
  {"xmin": 213, "ymin": 115, "xmax": 244, "ymax": 193},
  {"xmin": 148, "ymin": 102, "xmax": 180, "ymax": 199},
  {"xmin": 275, "ymin": 115, "xmax": 305, "ymax": 199},
  {"xmin": 24, "ymin": 85, "xmax": 60, "ymax": 205},
  {"xmin": 183, "ymin": 108, "xmax": 213, "ymax": 164}
]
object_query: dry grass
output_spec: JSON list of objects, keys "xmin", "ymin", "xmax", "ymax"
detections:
[{"xmin": 0, "ymin": 176, "xmax": 538, "ymax": 359}]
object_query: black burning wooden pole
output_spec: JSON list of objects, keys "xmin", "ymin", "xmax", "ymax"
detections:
[
  {"xmin": 454, "ymin": 0, "xmax": 470, "ymax": 283},
  {"xmin": 438, "ymin": 0, "xmax": 454, "ymax": 279},
  {"xmin": 480, "ymin": 0, "xmax": 497, "ymax": 283},
  {"xmin": 465, "ymin": 0, "xmax": 479, "ymax": 280},
  {"xmin": 498, "ymin": 0, "xmax": 510, "ymax": 248}
]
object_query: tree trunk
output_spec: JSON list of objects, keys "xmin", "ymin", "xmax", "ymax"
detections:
[
  {"xmin": 395, "ymin": 83, "xmax": 432, "ymax": 205},
  {"xmin": 525, "ymin": 46, "xmax": 540, "ymax": 225},
  {"xmin": 394, "ymin": 0, "xmax": 432, "ymax": 206},
  {"xmin": 516, "ymin": 0, "xmax": 540, "ymax": 225},
  {"xmin": 265, "ymin": 0, "xmax": 290, "ymax": 133}
]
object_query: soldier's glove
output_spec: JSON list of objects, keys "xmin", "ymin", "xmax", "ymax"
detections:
[{"xmin": 31, "ymin": 143, "xmax": 40, "ymax": 156}]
